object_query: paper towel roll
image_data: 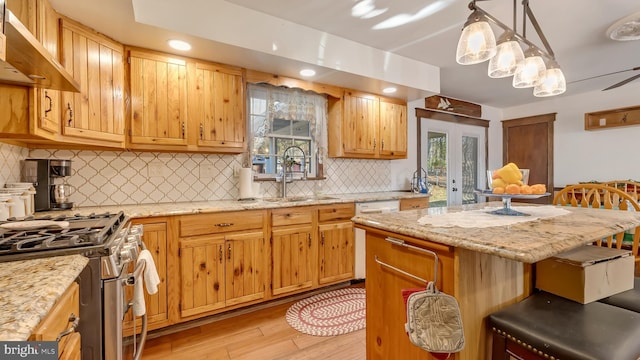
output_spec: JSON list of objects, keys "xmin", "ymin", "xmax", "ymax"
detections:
[{"xmin": 239, "ymin": 168, "xmax": 254, "ymax": 199}]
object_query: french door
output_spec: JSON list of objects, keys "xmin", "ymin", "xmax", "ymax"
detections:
[{"xmin": 420, "ymin": 121, "xmax": 486, "ymax": 207}]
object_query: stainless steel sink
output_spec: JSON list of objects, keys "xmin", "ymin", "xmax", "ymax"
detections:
[{"xmin": 262, "ymin": 195, "xmax": 337, "ymax": 203}]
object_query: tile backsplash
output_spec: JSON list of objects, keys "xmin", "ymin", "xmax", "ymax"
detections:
[{"xmin": 1, "ymin": 146, "xmax": 393, "ymax": 207}]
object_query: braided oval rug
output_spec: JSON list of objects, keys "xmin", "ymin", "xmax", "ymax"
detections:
[{"xmin": 285, "ymin": 288, "xmax": 366, "ymax": 336}]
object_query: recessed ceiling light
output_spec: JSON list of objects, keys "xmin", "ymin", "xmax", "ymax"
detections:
[
  {"xmin": 382, "ymin": 87, "xmax": 397, "ymax": 94},
  {"xmin": 168, "ymin": 39, "xmax": 191, "ymax": 51},
  {"xmin": 300, "ymin": 69, "xmax": 316, "ymax": 77}
]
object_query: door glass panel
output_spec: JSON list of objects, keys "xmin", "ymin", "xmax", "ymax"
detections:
[
  {"xmin": 461, "ymin": 135, "xmax": 479, "ymax": 204},
  {"xmin": 426, "ymin": 131, "xmax": 448, "ymax": 208}
]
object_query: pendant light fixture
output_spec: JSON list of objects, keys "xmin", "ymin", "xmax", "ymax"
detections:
[
  {"xmin": 456, "ymin": 0, "xmax": 566, "ymax": 97},
  {"xmin": 456, "ymin": 10, "xmax": 496, "ymax": 65},
  {"xmin": 513, "ymin": 46, "xmax": 546, "ymax": 88},
  {"xmin": 488, "ymin": 30, "xmax": 524, "ymax": 78},
  {"xmin": 534, "ymin": 60, "xmax": 566, "ymax": 96}
]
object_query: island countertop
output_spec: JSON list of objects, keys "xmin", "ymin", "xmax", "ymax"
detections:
[
  {"xmin": 352, "ymin": 202, "xmax": 640, "ymax": 263},
  {"xmin": 0, "ymin": 255, "xmax": 88, "ymax": 341}
]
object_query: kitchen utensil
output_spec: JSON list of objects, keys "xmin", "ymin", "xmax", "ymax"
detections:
[{"xmin": 0, "ymin": 220, "xmax": 70, "ymax": 230}]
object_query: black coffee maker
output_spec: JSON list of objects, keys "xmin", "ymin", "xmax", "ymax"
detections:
[{"xmin": 22, "ymin": 159, "xmax": 74, "ymax": 211}]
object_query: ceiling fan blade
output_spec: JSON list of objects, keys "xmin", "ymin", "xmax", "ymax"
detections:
[{"xmin": 602, "ymin": 72, "xmax": 640, "ymax": 91}]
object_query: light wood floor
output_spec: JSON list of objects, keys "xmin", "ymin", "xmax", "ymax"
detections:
[{"xmin": 133, "ymin": 289, "xmax": 366, "ymax": 360}]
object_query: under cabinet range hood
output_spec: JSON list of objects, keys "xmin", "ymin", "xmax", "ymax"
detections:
[{"xmin": 0, "ymin": 8, "xmax": 80, "ymax": 92}]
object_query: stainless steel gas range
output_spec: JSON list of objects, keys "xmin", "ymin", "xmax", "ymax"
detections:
[{"xmin": 0, "ymin": 211, "xmax": 146, "ymax": 360}]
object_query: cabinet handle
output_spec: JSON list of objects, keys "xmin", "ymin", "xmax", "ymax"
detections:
[
  {"xmin": 182, "ymin": 121, "xmax": 186, "ymax": 139},
  {"xmin": 56, "ymin": 313, "xmax": 79, "ymax": 342},
  {"xmin": 44, "ymin": 91, "xmax": 52, "ymax": 115},
  {"xmin": 219, "ymin": 245, "xmax": 223, "ymax": 264},
  {"xmin": 227, "ymin": 244, "xmax": 232, "ymax": 260},
  {"xmin": 214, "ymin": 223, "xmax": 233, "ymax": 227},
  {"xmin": 373, "ymin": 138, "xmax": 376, "ymax": 150},
  {"xmin": 200, "ymin": 123, "xmax": 204, "ymax": 140},
  {"xmin": 320, "ymin": 231, "xmax": 325, "ymax": 246},
  {"xmin": 381, "ymin": 139, "xmax": 385, "ymax": 150},
  {"xmin": 308, "ymin": 234, "xmax": 312, "ymax": 248},
  {"xmin": 67, "ymin": 103, "xmax": 73, "ymax": 127}
]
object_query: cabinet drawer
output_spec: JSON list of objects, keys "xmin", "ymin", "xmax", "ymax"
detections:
[
  {"xmin": 271, "ymin": 207, "xmax": 313, "ymax": 227},
  {"xmin": 318, "ymin": 203, "xmax": 355, "ymax": 222},
  {"xmin": 30, "ymin": 282, "xmax": 79, "ymax": 344},
  {"xmin": 399, "ymin": 197, "xmax": 429, "ymax": 211},
  {"xmin": 180, "ymin": 211, "xmax": 265, "ymax": 237}
]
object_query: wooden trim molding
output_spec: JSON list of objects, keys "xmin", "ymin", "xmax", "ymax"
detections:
[{"xmin": 415, "ymin": 108, "xmax": 490, "ymax": 128}]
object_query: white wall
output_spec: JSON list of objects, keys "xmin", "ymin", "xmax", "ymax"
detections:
[{"xmin": 503, "ymin": 82, "xmax": 640, "ymax": 187}]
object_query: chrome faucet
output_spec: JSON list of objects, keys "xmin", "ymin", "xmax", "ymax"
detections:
[{"xmin": 280, "ymin": 145, "xmax": 306, "ymax": 198}]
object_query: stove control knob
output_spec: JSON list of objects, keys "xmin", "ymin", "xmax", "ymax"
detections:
[{"xmin": 119, "ymin": 242, "xmax": 138, "ymax": 263}]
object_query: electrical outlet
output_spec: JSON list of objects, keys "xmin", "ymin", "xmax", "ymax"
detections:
[
  {"xmin": 200, "ymin": 164, "xmax": 215, "ymax": 178},
  {"xmin": 148, "ymin": 162, "xmax": 164, "ymax": 177}
]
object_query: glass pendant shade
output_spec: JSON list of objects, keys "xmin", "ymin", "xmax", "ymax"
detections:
[
  {"xmin": 488, "ymin": 31, "xmax": 524, "ymax": 78},
  {"xmin": 534, "ymin": 66, "xmax": 566, "ymax": 97},
  {"xmin": 456, "ymin": 11, "xmax": 497, "ymax": 65},
  {"xmin": 513, "ymin": 47, "xmax": 546, "ymax": 88}
]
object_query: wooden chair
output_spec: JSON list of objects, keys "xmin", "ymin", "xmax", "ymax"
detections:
[
  {"xmin": 603, "ymin": 180, "xmax": 640, "ymax": 202},
  {"xmin": 553, "ymin": 183, "xmax": 640, "ymax": 275}
]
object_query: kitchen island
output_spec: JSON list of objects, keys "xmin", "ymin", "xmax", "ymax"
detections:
[{"xmin": 351, "ymin": 202, "xmax": 640, "ymax": 360}]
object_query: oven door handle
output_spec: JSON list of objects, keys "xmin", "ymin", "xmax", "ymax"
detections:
[{"xmin": 56, "ymin": 313, "xmax": 79, "ymax": 342}]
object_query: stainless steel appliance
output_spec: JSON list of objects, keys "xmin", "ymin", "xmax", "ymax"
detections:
[
  {"xmin": 22, "ymin": 159, "xmax": 74, "ymax": 211},
  {"xmin": 0, "ymin": 212, "xmax": 148, "ymax": 360}
]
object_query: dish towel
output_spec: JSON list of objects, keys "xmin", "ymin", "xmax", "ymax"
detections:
[{"xmin": 133, "ymin": 249, "xmax": 161, "ymax": 316}]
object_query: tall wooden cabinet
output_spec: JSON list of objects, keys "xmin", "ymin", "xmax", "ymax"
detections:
[
  {"xmin": 123, "ymin": 219, "xmax": 169, "ymax": 335},
  {"xmin": 127, "ymin": 48, "xmax": 189, "ymax": 150},
  {"xmin": 192, "ymin": 62, "xmax": 245, "ymax": 153},
  {"xmin": 177, "ymin": 211, "xmax": 267, "ymax": 319},
  {"xmin": 328, "ymin": 90, "xmax": 408, "ymax": 159},
  {"xmin": 59, "ymin": 18, "xmax": 125, "ymax": 148}
]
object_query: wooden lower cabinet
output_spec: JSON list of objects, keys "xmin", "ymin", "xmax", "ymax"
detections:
[
  {"xmin": 179, "ymin": 231, "xmax": 267, "ymax": 317},
  {"xmin": 318, "ymin": 221, "xmax": 354, "ymax": 284},
  {"xmin": 30, "ymin": 282, "xmax": 80, "ymax": 359},
  {"xmin": 271, "ymin": 225, "xmax": 315, "ymax": 296},
  {"xmin": 363, "ymin": 227, "xmax": 527, "ymax": 360},
  {"xmin": 123, "ymin": 220, "xmax": 169, "ymax": 335}
]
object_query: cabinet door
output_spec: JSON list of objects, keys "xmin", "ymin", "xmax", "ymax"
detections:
[
  {"xmin": 123, "ymin": 221, "xmax": 169, "ymax": 334},
  {"xmin": 7, "ymin": 0, "xmax": 60, "ymax": 138},
  {"xmin": 179, "ymin": 236, "xmax": 226, "ymax": 317},
  {"xmin": 271, "ymin": 226, "xmax": 315, "ymax": 296},
  {"xmin": 60, "ymin": 19, "xmax": 125, "ymax": 147},
  {"xmin": 36, "ymin": 0, "xmax": 61, "ymax": 135},
  {"xmin": 128, "ymin": 49, "xmax": 189, "ymax": 147},
  {"xmin": 194, "ymin": 62, "xmax": 245, "ymax": 152},
  {"xmin": 379, "ymin": 99, "xmax": 407, "ymax": 159},
  {"xmin": 225, "ymin": 231, "xmax": 266, "ymax": 306},
  {"xmin": 318, "ymin": 221, "xmax": 354, "ymax": 285},
  {"xmin": 365, "ymin": 231, "xmax": 454, "ymax": 360},
  {"xmin": 342, "ymin": 91, "xmax": 379, "ymax": 156}
]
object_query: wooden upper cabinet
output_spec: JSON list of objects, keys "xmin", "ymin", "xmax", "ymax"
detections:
[
  {"xmin": 342, "ymin": 90, "xmax": 379, "ymax": 157},
  {"xmin": 60, "ymin": 18, "xmax": 125, "ymax": 148},
  {"xmin": 127, "ymin": 48, "xmax": 189, "ymax": 149},
  {"xmin": 5, "ymin": 0, "xmax": 61, "ymax": 140},
  {"xmin": 378, "ymin": 98, "xmax": 407, "ymax": 158},
  {"xmin": 192, "ymin": 62, "xmax": 245, "ymax": 153},
  {"xmin": 328, "ymin": 90, "xmax": 407, "ymax": 159}
]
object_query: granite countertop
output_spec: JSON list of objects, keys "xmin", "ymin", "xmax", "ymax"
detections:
[
  {"xmin": 352, "ymin": 202, "xmax": 640, "ymax": 263},
  {"xmin": 40, "ymin": 191, "xmax": 427, "ymax": 219},
  {"xmin": 0, "ymin": 255, "xmax": 88, "ymax": 341}
]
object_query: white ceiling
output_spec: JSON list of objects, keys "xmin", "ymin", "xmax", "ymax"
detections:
[{"xmin": 49, "ymin": 0, "xmax": 640, "ymax": 108}]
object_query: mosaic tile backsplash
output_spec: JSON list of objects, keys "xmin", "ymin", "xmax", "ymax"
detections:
[{"xmin": 1, "ymin": 146, "xmax": 392, "ymax": 207}]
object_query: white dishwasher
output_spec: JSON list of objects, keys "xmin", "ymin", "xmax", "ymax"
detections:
[{"xmin": 354, "ymin": 199, "xmax": 400, "ymax": 279}]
